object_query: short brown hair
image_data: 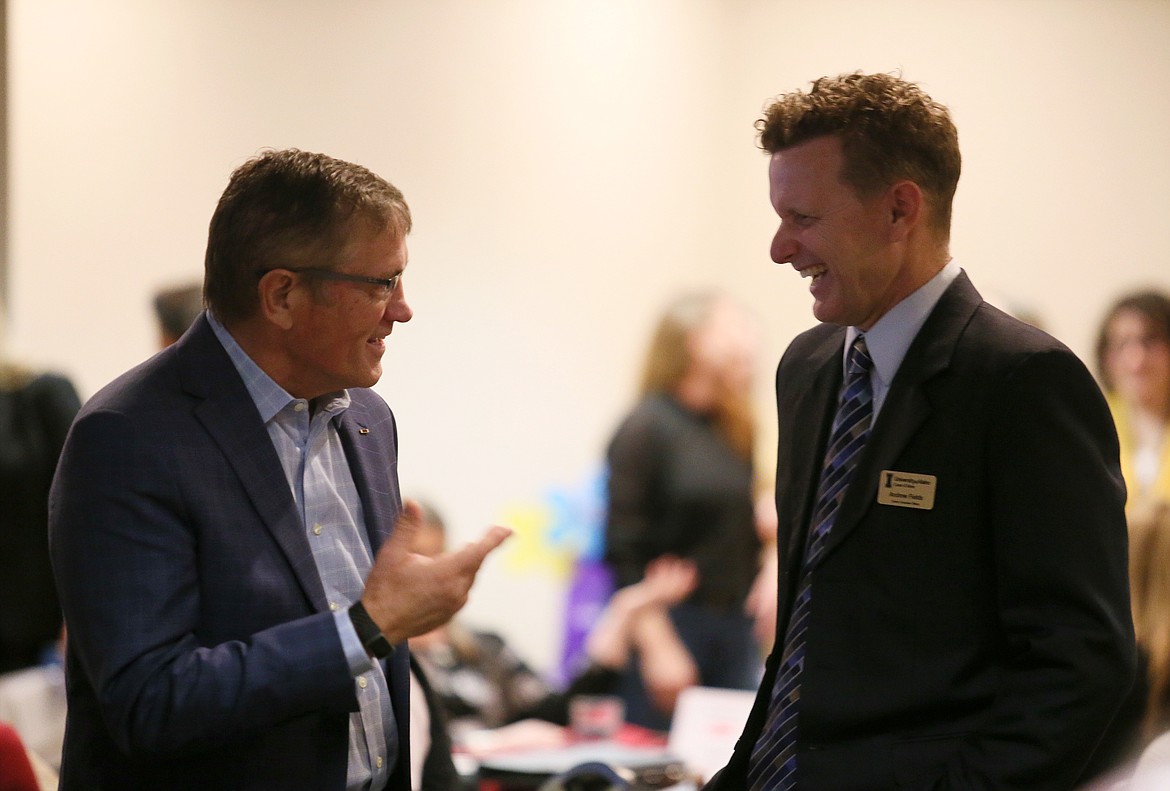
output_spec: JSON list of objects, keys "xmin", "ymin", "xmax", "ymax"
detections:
[
  {"xmin": 757, "ymin": 72, "xmax": 961, "ymax": 233},
  {"xmin": 204, "ymin": 149, "xmax": 412, "ymax": 324}
]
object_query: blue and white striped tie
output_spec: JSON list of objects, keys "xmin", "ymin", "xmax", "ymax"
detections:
[{"xmin": 747, "ymin": 334, "xmax": 875, "ymax": 791}]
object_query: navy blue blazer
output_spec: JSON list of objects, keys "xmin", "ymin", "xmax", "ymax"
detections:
[
  {"xmin": 49, "ymin": 315, "xmax": 411, "ymax": 790},
  {"xmin": 710, "ymin": 274, "xmax": 1135, "ymax": 790}
]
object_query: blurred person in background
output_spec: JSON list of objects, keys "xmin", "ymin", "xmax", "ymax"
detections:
[
  {"xmin": 1081, "ymin": 500, "xmax": 1170, "ymax": 788},
  {"xmin": 0, "ymin": 306, "xmax": 81, "ymax": 674},
  {"xmin": 408, "ymin": 500, "xmax": 698, "ymax": 741},
  {"xmin": 604, "ymin": 291, "xmax": 763, "ymax": 731},
  {"xmin": 1127, "ymin": 501, "xmax": 1170, "ymax": 748},
  {"xmin": 153, "ymin": 282, "xmax": 205, "ymax": 348},
  {"xmin": 1096, "ymin": 290, "xmax": 1170, "ymax": 510},
  {"xmin": 744, "ymin": 485, "xmax": 780, "ymax": 652}
]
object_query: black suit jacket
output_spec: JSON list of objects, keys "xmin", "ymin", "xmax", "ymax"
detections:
[
  {"xmin": 49, "ymin": 316, "xmax": 411, "ymax": 790},
  {"xmin": 711, "ymin": 273, "xmax": 1135, "ymax": 790}
]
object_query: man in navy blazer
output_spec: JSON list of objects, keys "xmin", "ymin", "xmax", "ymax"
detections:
[
  {"xmin": 48, "ymin": 149, "xmax": 510, "ymax": 789},
  {"xmin": 709, "ymin": 74, "xmax": 1135, "ymax": 790}
]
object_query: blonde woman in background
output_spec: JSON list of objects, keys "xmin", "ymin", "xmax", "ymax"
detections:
[
  {"xmin": 1081, "ymin": 501, "xmax": 1170, "ymax": 789},
  {"xmin": 603, "ymin": 291, "xmax": 763, "ymax": 731},
  {"xmin": 1077, "ymin": 499, "xmax": 1170, "ymax": 790},
  {"xmin": 1129, "ymin": 501, "xmax": 1170, "ymax": 746},
  {"xmin": 1096, "ymin": 290, "xmax": 1170, "ymax": 509}
]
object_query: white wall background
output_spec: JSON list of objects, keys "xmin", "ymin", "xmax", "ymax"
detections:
[{"xmin": 7, "ymin": 0, "xmax": 1170, "ymax": 673}]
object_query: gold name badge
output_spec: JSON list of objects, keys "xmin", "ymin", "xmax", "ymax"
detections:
[{"xmin": 877, "ymin": 470, "xmax": 937, "ymax": 510}]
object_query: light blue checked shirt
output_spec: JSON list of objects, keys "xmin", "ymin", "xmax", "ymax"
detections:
[{"xmin": 209, "ymin": 313, "xmax": 396, "ymax": 791}]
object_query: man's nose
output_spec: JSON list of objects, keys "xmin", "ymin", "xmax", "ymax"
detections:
[
  {"xmin": 771, "ymin": 226, "xmax": 799, "ymax": 264},
  {"xmin": 386, "ymin": 285, "xmax": 413, "ymax": 323}
]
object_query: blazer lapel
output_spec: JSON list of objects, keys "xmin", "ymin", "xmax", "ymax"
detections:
[
  {"xmin": 818, "ymin": 272, "xmax": 982, "ymax": 562},
  {"xmin": 780, "ymin": 328, "xmax": 846, "ymax": 585},
  {"xmin": 335, "ymin": 404, "xmax": 397, "ymax": 555},
  {"xmin": 178, "ymin": 317, "xmax": 329, "ymax": 611}
]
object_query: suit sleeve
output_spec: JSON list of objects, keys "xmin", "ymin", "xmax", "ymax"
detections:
[
  {"xmin": 914, "ymin": 348, "xmax": 1136, "ymax": 790},
  {"xmin": 49, "ymin": 407, "xmax": 358, "ymax": 757}
]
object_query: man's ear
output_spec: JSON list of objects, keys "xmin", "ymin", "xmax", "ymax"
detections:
[
  {"xmin": 256, "ymin": 270, "xmax": 302, "ymax": 330},
  {"xmin": 888, "ymin": 180, "xmax": 924, "ymax": 241}
]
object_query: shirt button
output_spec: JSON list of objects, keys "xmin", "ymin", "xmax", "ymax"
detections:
[
  {"xmin": 358, "ymin": 676, "xmax": 368, "ymax": 689},
  {"xmin": 294, "ymin": 402, "xmax": 307, "ymax": 412},
  {"xmin": 376, "ymin": 756, "xmax": 384, "ymax": 768},
  {"xmin": 329, "ymin": 602, "xmax": 339, "ymax": 611},
  {"xmin": 313, "ymin": 524, "xmax": 323, "ymax": 536}
]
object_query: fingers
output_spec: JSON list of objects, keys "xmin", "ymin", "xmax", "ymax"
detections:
[
  {"xmin": 380, "ymin": 499, "xmax": 424, "ymax": 557},
  {"xmin": 479, "ymin": 524, "xmax": 513, "ymax": 552},
  {"xmin": 645, "ymin": 555, "xmax": 695, "ymax": 580},
  {"xmin": 400, "ymin": 498, "xmax": 423, "ymax": 524},
  {"xmin": 643, "ymin": 555, "xmax": 698, "ymax": 606},
  {"xmin": 451, "ymin": 525, "xmax": 513, "ymax": 571}
]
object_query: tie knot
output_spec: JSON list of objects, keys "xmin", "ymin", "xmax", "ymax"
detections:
[{"xmin": 848, "ymin": 334, "xmax": 873, "ymax": 377}]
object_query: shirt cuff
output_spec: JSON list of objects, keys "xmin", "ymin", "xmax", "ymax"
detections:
[{"xmin": 333, "ymin": 608, "xmax": 375, "ymax": 675}]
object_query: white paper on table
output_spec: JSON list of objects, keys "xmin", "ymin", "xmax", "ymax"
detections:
[{"xmin": 666, "ymin": 686, "xmax": 755, "ymax": 783}]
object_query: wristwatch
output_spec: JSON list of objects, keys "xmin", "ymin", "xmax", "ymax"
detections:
[{"xmin": 348, "ymin": 600, "xmax": 394, "ymax": 660}]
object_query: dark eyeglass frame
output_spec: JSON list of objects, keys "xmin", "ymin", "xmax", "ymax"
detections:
[{"xmin": 258, "ymin": 267, "xmax": 401, "ymax": 294}]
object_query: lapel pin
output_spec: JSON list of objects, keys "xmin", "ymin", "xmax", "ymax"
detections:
[{"xmin": 358, "ymin": 428, "xmax": 370, "ymax": 435}]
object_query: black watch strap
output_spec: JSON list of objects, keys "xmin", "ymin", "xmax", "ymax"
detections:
[{"xmin": 348, "ymin": 600, "xmax": 394, "ymax": 660}]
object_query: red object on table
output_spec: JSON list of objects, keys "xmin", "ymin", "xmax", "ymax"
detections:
[{"xmin": 0, "ymin": 723, "xmax": 39, "ymax": 791}]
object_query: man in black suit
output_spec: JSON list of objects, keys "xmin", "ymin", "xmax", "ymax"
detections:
[{"xmin": 710, "ymin": 73, "xmax": 1135, "ymax": 790}]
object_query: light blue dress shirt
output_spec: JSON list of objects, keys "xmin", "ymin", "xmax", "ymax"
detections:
[
  {"xmin": 845, "ymin": 259, "xmax": 962, "ymax": 417},
  {"xmin": 208, "ymin": 313, "xmax": 396, "ymax": 791}
]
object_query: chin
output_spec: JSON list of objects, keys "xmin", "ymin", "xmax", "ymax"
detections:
[
  {"xmin": 337, "ymin": 369, "xmax": 380, "ymax": 391},
  {"xmin": 812, "ymin": 302, "xmax": 845, "ymax": 327}
]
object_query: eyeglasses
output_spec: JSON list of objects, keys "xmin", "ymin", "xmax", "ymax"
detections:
[{"xmin": 259, "ymin": 267, "xmax": 401, "ymax": 296}]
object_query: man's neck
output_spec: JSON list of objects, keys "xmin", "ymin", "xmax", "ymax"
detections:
[{"xmin": 218, "ymin": 316, "xmax": 302, "ymax": 398}]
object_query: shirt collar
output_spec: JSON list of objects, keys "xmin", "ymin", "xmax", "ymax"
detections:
[
  {"xmin": 206, "ymin": 311, "xmax": 350, "ymax": 423},
  {"xmin": 845, "ymin": 259, "xmax": 961, "ymax": 386}
]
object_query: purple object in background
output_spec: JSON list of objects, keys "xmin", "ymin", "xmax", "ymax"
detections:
[{"xmin": 556, "ymin": 557, "xmax": 615, "ymax": 686}]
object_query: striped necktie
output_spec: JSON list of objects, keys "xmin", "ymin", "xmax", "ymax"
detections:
[{"xmin": 747, "ymin": 333, "xmax": 875, "ymax": 791}]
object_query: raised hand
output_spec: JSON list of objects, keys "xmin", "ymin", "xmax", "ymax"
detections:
[
  {"xmin": 638, "ymin": 555, "xmax": 699, "ymax": 608},
  {"xmin": 360, "ymin": 500, "xmax": 512, "ymax": 644}
]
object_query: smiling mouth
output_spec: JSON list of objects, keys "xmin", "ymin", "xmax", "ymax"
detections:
[{"xmin": 799, "ymin": 264, "xmax": 827, "ymax": 281}]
